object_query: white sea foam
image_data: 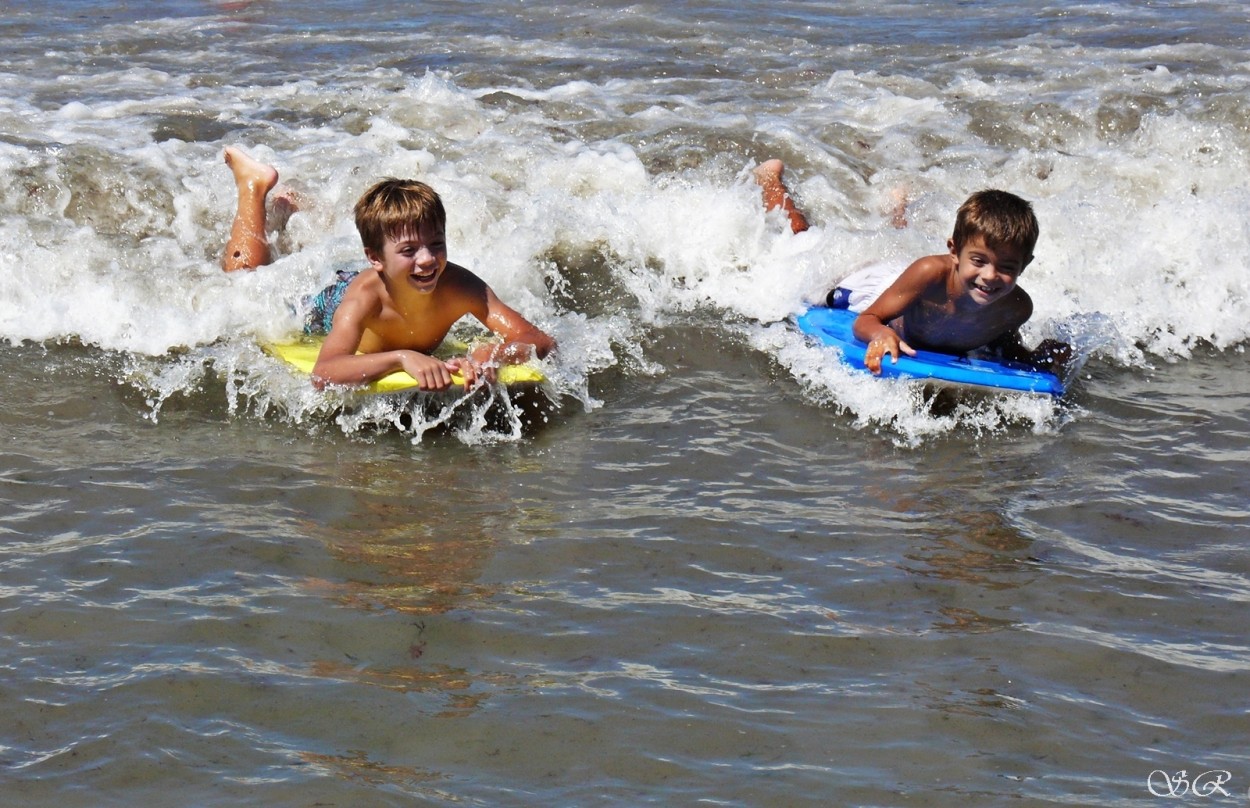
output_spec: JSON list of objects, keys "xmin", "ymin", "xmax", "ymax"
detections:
[{"xmin": 2, "ymin": 2, "xmax": 1248, "ymax": 437}]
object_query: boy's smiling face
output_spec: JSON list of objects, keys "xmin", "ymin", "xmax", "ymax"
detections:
[
  {"xmin": 949, "ymin": 234, "xmax": 1032, "ymax": 308},
  {"xmin": 366, "ymin": 221, "xmax": 448, "ymax": 293}
]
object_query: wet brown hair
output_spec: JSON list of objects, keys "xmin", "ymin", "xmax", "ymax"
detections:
[
  {"xmin": 951, "ymin": 189, "xmax": 1039, "ymax": 257},
  {"xmin": 353, "ymin": 178, "xmax": 446, "ymax": 255}
]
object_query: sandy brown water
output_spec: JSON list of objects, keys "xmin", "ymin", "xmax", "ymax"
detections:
[
  {"xmin": 5, "ymin": 2, "xmax": 1250, "ymax": 805},
  {"xmin": 3, "ymin": 335, "xmax": 1250, "ymax": 805}
]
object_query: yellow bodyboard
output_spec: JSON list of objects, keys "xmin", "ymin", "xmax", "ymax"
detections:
[{"xmin": 265, "ymin": 337, "xmax": 545, "ymax": 394}]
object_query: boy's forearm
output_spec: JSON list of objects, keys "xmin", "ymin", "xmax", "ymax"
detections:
[
  {"xmin": 523, "ymin": 331, "xmax": 556, "ymax": 360},
  {"xmin": 312, "ymin": 351, "xmax": 406, "ymax": 388},
  {"xmin": 471, "ymin": 333, "xmax": 556, "ymax": 365},
  {"xmin": 852, "ymin": 313, "xmax": 892, "ymax": 344}
]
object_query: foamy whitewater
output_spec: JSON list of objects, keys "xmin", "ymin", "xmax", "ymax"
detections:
[
  {"xmin": 2, "ymin": 2, "xmax": 1250, "ymax": 805},
  {"xmin": 5, "ymin": 0, "xmax": 1248, "ymax": 440}
]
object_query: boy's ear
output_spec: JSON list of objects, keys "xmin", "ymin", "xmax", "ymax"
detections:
[
  {"xmin": 364, "ymin": 247, "xmax": 383, "ymax": 270},
  {"xmin": 947, "ymin": 237, "xmax": 958, "ymax": 255},
  {"xmin": 1022, "ymin": 254, "xmax": 1034, "ymax": 271}
]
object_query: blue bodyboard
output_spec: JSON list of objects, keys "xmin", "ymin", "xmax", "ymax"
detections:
[{"xmin": 795, "ymin": 306, "xmax": 1064, "ymax": 397}]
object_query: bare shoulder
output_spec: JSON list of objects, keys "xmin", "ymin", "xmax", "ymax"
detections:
[
  {"xmin": 910, "ymin": 252, "xmax": 957, "ymax": 283},
  {"xmin": 433, "ymin": 262, "xmax": 491, "ymax": 317},
  {"xmin": 338, "ymin": 270, "xmax": 387, "ymax": 317},
  {"xmin": 439, "ymin": 262, "xmax": 487, "ymax": 291},
  {"xmin": 890, "ymin": 253, "xmax": 957, "ymax": 296},
  {"xmin": 876, "ymin": 253, "xmax": 953, "ymax": 303},
  {"xmin": 435, "ymin": 262, "xmax": 484, "ymax": 296},
  {"xmin": 432, "ymin": 263, "xmax": 485, "ymax": 298},
  {"xmin": 322, "ymin": 271, "xmax": 386, "ymax": 352}
]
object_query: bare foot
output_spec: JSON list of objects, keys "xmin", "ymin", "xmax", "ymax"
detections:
[
  {"xmin": 754, "ymin": 158, "xmax": 786, "ymax": 189},
  {"xmin": 222, "ymin": 146, "xmax": 279, "ymax": 271},
  {"xmin": 754, "ymin": 158, "xmax": 809, "ymax": 234},
  {"xmin": 888, "ymin": 186, "xmax": 909, "ymax": 229},
  {"xmin": 269, "ymin": 187, "xmax": 301, "ymax": 231},
  {"xmin": 224, "ymin": 146, "xmax": 278, "ymax": 195}
]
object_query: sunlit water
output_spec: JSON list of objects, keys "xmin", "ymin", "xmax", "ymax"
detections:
[{"xmin": 2, "ymin": 1, "xmax": 1249, "ymax": 805}]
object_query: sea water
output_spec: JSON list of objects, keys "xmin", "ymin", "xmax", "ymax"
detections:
[{"xmin": 2, "ymin": 1, "xmax": 1249, "ymax": 805}]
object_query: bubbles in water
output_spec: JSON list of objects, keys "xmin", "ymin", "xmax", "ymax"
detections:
[{"xmin": 6, "ymin": 5, "xmax": 1250, "ymax": 440}]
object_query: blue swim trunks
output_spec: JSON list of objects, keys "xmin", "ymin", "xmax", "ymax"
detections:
[
  {"xmin": 826, "ymin": 287, "xmax": 853, "ymax": 309},
  {"xmin": 302, "ymin": 270, "xmax": 359, "ymax": 334}
]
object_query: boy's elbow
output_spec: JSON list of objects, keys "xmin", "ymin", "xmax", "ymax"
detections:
[
  {"xmin": 851, "ymin": 313, "xmax": 874, "ymax": 343},
  {"xmin": 517, "ymin": 328, "xmax": 555, "ymax": 360},
  {"xmin": 311, "ymin": 360, "xmax": 343, "ymax": 390}
]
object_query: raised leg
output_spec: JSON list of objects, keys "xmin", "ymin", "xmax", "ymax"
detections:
[
  {"xmin": 222, "ymin": 146, "xmax": 279, "ymax": 271},
  {"xmin": 754, "ymin": 158, "xmax": 809, "ymax": 234}
]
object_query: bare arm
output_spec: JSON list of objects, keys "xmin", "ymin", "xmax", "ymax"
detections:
[
  {"xmin": 852, "ymin": 256, "xmax": 946, "ymax": 373},
  {"xmin": 311, "ymin": 294, "xmax": 458, "ymax": 391},
  {"xmin": 980, "ymin": 290, "xmax": 1070, "ymax": 372},
  {"xmin": 987, "ymin": 329, "xmax": 1072, "ymax": 374},
  {"xmin": 469, "ymin": 284, "xmax": 556, "ymax": 365}
]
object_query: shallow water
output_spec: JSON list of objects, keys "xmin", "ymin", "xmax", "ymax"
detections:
[{"xmin": 3, "ymin": 1, "xmax": 1250, "ymax": 805}]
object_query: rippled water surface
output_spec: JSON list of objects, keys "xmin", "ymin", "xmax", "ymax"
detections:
[{"xmin": 2, "ymin": 1, "xmax": 1250, "ymax": 805}]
